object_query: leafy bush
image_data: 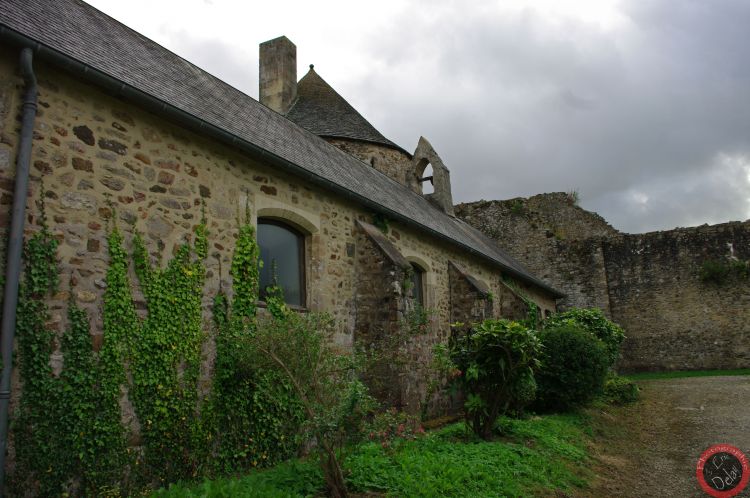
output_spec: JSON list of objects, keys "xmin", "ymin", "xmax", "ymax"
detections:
[
  {"xmin": 544, "ymin": 308, "xmax": 625, "ymax": 367},
  {"xmin": 700, "ymin": 259, "xmax": 731, "ymax": 284},
  {"xmin": 535, "ymin": 325, "xmax": 609, "ymax": 412},
  {"xmin": 508, "ymin": 368, "xmax": 537, "ymax": 417},
  {"xmin": 243, "ymin": 311, "xmax": 376, "ymax": 498},
  {"xmin": 602, "ymin": 374, "xmax": 640, "ymax": 405},
  {"xmin": 441, "ymin": 319, "xmax": 542, "ymax": 439}
]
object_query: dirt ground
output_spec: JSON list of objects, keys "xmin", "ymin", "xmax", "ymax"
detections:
[{"xmin": 580, "ymin": 375, "xmax": 750, "ymax": 498}]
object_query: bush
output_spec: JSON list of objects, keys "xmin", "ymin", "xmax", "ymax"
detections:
[
  {"xmin": 442, "ymin": 319, "xmax": 542, "ymax": 439},
  {"xmin": 544, "ymin": 308, "xmax": 625, "ymax": 367},
  {"xmin": 602, "ymin": 374, "xmax": 640, "ymax": 405},
  {"xmin": 243, "ymin": 311, "xmax": 376, "ymax": 498},
  {"xmin": 535, "ymin": 325, "xmax": 609, "ymax": 412},
  {"xmin": 508, "ymin": 369, "xmax": 537, "ymax": 417}
]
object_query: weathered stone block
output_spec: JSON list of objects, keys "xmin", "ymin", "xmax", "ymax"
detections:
[
  {"xmin": 73, "ymin": 125, "xmax": 95, "ymax": 146},
  {"xmin": 98, "ymin": 138, "xmax": 127, "ymax": 155}
]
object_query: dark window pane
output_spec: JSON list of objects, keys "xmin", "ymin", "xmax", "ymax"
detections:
[
  {"xmin": 258, "ymin": 221, "xmax": 304, "ymax": 306},
  {"xmin": 410, "ymin": 264, "xmax": 424, "ymax": 306}
]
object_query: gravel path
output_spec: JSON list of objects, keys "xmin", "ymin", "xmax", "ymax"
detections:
[{"xmin": 583, "ymin": 375, "xmax": 750, "ymax": 498}]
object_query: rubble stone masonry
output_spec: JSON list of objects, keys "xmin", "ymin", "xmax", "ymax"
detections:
[{"xmin": 457, "ymin": 193, "xmax": 750, "ymax": 372}]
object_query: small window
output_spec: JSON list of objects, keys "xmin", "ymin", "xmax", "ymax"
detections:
[
  {"xmin": 410, "ymin": 263, "xmax": 425, "ymax": 306},
  {"xmin": 420, "ymin": 163, "xmax": 434, "ymax": 195},
  {"xmin": 257, "ymin": 219, "xmax": 305, "ymax": 307}
]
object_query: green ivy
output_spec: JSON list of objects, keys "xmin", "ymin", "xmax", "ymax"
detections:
[
  {"xmin": 129, "ymin": 218, "xmax": 208, "ymax": 483},
  {"xmin": 13, "ymin": 197, "xmax": 306, "ymax": 493},
  {"xmin": 230, "ymin": 221, "xmax": 260, "ymax": 324},
  {"xmin": 13, "ymin": 217, "xmax": 63, "ymax": 496},
  {"xmin": 59, "ymin": 297, "xmax": 128, "ymax": 494},
  {"xmin": 13, "ymin": 207, "xmax": 127, "ymax": 495}
]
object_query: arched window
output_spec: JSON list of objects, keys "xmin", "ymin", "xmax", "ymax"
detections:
[
  {"xmin": 257, "ymin": 219, "xmax": 305, "ymax": 307},
  {"xmin": 410, "ymin": 263, "xmax": 425, "ymax": 306},
  {"xmin": 418, "ymin": 162, "xmax": 435, "ymax": 195}
]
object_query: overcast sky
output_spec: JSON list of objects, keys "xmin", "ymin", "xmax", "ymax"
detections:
[{"xmin": 86, "ymin": 0, "xmax": 750, "ymax": 233}]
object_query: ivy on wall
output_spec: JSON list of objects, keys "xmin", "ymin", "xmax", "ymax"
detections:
[
  {"xmin": 13, "ymin": 206, "xmax": 127, "ymax": 496},
  {"xmin": 129, "ymin": 214, "xmax": 208, "ymax": 483},
  {"xmin": 12, "ymin": 197, "xmax": 305, "ymax": 493}
]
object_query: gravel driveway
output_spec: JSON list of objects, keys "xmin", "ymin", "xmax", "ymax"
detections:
[{"xmin": 583, "ymin": 375, "xmax": 750, "ymax": 498}]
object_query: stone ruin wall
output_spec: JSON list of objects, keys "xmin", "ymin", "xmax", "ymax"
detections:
[
  {"xmin": 456, "ymin": 193, "xmax": 750, "ymax": 372},
  {"xmin": 605, "ymin": 223, "xmax": 750, "ymax": 371},
  {"xmin": 456, "ymin": 194, "xmax": 616, "ymax": 314}
]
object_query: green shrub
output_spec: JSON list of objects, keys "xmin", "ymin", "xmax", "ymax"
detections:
[
  {"xmin": 700, "ymin": 259, "xmax": 731, "ymax": 284},
  {"xmin": 441, "ymin": 319, "xmax": 542, "ymax": 439},
  {"xmin": 366, "ymin": 408, "xmax": 425, "ymax": 452},
  {"xmin": 243, "ymin": 311, "xmax": 377, "ymax": 498},
  {"xmin": 700, "ymin": 259, "xmax": 749, "ymax": 284},
  {"xmin": 508, "ymin": 368, "xmax": 537, "ymax": 417},
  {"xmin": 535, "ymin": 325, "xmax": 609, "ymax": 412},
  {"xmin": 544, "ymin": 308, "xmax": 625, "ymax": 367},
  {"xmin": 602, "ymin": 374, "xmax": 640, "ymax": 405}
]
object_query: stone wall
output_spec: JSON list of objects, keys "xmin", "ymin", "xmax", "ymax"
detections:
[
  {"xmin": 0, "ymin": 47, "xmax": 557, "ymax": 421},
  {"xmin": 457, "ymin": 193, "xmax": 750, "ymax": 372},
  {"xmin": 605, "ymin": 224, "xmax": 750, "ymax": 371},
  {"xmin": 456, "ymin": 194, "xmax": 615, "ymax": 313}
]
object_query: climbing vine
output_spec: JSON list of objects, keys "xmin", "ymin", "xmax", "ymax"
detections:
[
  {"xmin": 12, "ymin": 193, "xmax": 307, "ymax": 492},
  {"xmin": 13, "ymin": 210, "xmax": 63, "ymax": 496},
  {"xmin": 128, "ymin": 213, "xmax": 208, "ymax": 483},
  {"xmin": 59, "ymin": 297, "xmax": 128, "ymax": 494},
  {"xmin": 13, "ymin": 203, "xmax": 127, "ymax": 496}
]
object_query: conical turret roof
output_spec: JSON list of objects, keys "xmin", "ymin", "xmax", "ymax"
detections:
[{"xmin": 286, "ymin": 66, "xmax": 405, "ymax": 152}]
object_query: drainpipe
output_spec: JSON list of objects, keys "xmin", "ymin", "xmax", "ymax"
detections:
[{"xmin": 0, "ymin": 47, "xmax": 37, "ymax": 494}]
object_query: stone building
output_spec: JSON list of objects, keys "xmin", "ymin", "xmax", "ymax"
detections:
[
  {"xmin": 457, "ymin": 194, "xmax": 750, "ymax": 372},
  {"xmin": 0, "ymin": 1, "xmax": 562, "ymax": 414}
]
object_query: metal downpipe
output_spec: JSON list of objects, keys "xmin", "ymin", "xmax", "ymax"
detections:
[{"xmin": 0, "ymin": 47, "xmax": 37, "ymax": 494}]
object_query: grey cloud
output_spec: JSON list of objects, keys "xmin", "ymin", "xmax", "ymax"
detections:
[
  {"xmin": 162, "ymin": 28, "xmax": 258, "ymax": 98},
  {"xmin": 341, "ymin": 0, "xmax": 750, "ymax": 232}
]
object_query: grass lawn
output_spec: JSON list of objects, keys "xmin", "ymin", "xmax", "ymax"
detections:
[
  {"xmin": 625, "ymin": 368, "xmax": 750, "ymax": 381},
  {"xmin": 153, "ymin": 414, "xmax": 593, "ymax": 497}
]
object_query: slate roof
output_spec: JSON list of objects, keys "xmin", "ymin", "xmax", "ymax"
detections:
[
  {"xmin": 0, "ymin": 0, "xmax": 563, "ymax": 297},
  {"xmin": 286, "ymin": 67, "xmax": 406, "ymax": 153}
]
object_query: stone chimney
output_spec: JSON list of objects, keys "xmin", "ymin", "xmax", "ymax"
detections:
[{"xmin": 259, "ymin": 36, "xmax": 297, "ymax": 114}]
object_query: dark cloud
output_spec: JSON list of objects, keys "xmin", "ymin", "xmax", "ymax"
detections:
[{"xmin": 337, "ymin": 0, "xmax": 750, "ymax": 232}]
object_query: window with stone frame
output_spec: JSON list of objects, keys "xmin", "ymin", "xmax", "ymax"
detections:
[
  {"xmin": 410, "ymin": 262, "xmax": 425, "ymax": 306},
  {"xmin": 257, "ymin": 218, "xmax": 306, "ymax": 307}
]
